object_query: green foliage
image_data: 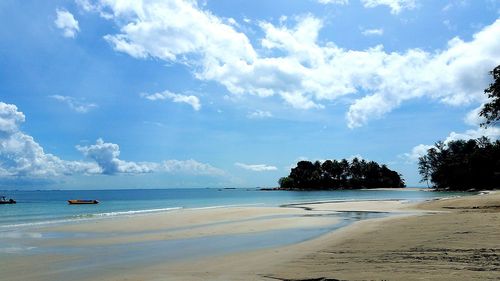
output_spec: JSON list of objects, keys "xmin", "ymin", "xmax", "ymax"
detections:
[
  {"xmin": 417, "ymin": 137, "xmax": 500, "ymax": 191},
  {"xmin": 279, "ymin": 158, "xmax": 405, "ymax": 190},
  {"xmin": 278, "ymin": 176, "xmax": 295, "ymax": 189},
  {"xmin": 480, "ymin": 65, "xmax": 500, "ymax": 127}
]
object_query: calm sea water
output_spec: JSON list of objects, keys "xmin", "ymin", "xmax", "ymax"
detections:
[{"xmin": 0, "ymin": 188, "xmax": 463, "ymax": 229}]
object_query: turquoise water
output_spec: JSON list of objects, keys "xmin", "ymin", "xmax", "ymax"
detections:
[{"xmin": 0, "ymin": 188, "xmax": 463, "ymax": 229}]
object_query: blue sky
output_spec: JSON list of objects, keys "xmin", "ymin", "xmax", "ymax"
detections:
[{"xmin": 0, "ymin": 0, "xmax": 499, "ymax": 189}]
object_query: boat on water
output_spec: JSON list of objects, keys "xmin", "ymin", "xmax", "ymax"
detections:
[
  {"xmin": 0, "ymin": 196, "xmax": 16, "ymax": 204},
  {"xmin": 68, "ymin": 199, "xmax": 99, "ymax": 205}
]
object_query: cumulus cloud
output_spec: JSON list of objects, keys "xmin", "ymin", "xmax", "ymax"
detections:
[
  {"xmin": 161, "ymin": 159, "xmax": 225, "ymax": 176},
  {"xmin": 235, "ymin": 162, "xmax": 278, "ymax": 172},
  {"xmin": 400, "ymin": 144, "xmax": 434, "ymax": 163},
  {"xmin": 402, "ymin": 123, "xmax": 500, "ymax": 164},
  {"xmin": 247, "ymin": 110, "xmax": 273, "ymax": 119},
  {"xmin": 76, "ymin": 139, "xmax": 154, "ymax": 174},
  {"xmin": 444, "ymin": 126, "xmax": 500, "ymax": 143},
  {"xmin": 361, "ymin": 0, "xmax": 417, "ymax": 14},
  {"xmin": 54, "ymin": 9, "xmax": 80, "ymax": 38},
  {"xmin": 317, "ymin": 0, "xmax": 349, "ymax": 4},
  {"xmin": 0, "ymin": 102, "xmax": 97, "ymax": 177},
  {"xmin": 442, "ymin": 0, "xmax": 469, "ymax": 12},
  {"xmin": 345, "ymin": 21, "xmax": 500, "ymax": 128},
  {"xmin": 318, "ymin": 0, "xmax": 416, "ymax": 13},
  {"xmin": 464, "ymin": 105, "xmax": 486, "ymax": 126},
  {"xmin": 141, "ymin": 91, "xmax": 201, "ymax": 111},
  {"xmin": 76, "ymin": 140, "xmax": 224, "ymax": 175},
  {"xmin": 361, "ymin": 28, "xmax": 384, "ymax": 36},
  {"xmin": 76, "ymin": 139, "xmax": 226, "ymax": 175},
  {"xmin": 0, "ymin": 102, "xmax": 24, "ymax": 135},
  {"xmin": 0, "ymin": 101, "xmax": 223, "ymax": 178},
  {"xmin": 50, "ymin": 95, "xmax": 98, "ymax": 113},
  {"xmin": 80, "ymin": 0, "xmax": 500, "ymax": 128}
]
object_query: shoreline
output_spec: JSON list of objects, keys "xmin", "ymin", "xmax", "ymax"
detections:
[
  {"xmin": 1, "ymin": 199, "xmax": 420, "ymax": 233},
  {"xmin": 0, "ymin": 188, "xmax": 438, "ymax": 232},
  {"xmin": 0, "ymin": 191, "xmax": 498, "ymax": 280}
]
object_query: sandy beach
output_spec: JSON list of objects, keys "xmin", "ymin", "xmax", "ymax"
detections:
[
  {"xmin": 265, "ymin": 192, "xmax": 500, "ymax": 281},
  {"xmin": 1, "ymin": 191, "xmax": 499, "ymax": 281}
]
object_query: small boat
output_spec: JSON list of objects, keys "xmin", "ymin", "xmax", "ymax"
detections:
[
  {"xmin": 68, "ymin": 199, "xmax": 99, "ymax": 205},
  {"xmin": 0, "ymin": 196, "xmax": 16, "ymax": 204}
]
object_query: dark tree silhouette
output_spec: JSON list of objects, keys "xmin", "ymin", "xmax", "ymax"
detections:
[
  {"xmin": 279, "ymin": 159, "xmax": 405, "ymax": 190},
  {"xmin": 480, "ymin": 65, "xmax": 500, "ymax": 127},
  {"xmin": 417, "ymin": 137, "xmax": 500, "ymax": 191},
  {"xmin": 278, "ymin": 176, "xmax": 295, "ymax": 189}
]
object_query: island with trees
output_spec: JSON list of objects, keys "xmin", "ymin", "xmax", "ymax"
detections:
[{"xmin": 278, "ymin": 158, "xmax": 405, "ymax": 190}]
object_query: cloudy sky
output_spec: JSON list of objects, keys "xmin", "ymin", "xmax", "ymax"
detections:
[{"xmin": 0, "ymin": 0, "xmax": 499, "ymax": 189}]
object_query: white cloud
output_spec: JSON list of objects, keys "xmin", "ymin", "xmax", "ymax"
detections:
[
  {"xmin": 0, "ymin": 102, "xmax": 24, "ymax": 135},
  {"xmin": 76, "ymin": 140, "xmax": 224, "ymax": 175},
  {"xmin": 464, "ymin": 105, "xmax": 486, "ymax": 126},
  {"xmin": 143, "ymin": 121, "xmax": 165, "ymax": 127},
  {"xmin": 361, "ymin": 0, "xmax": 417, "ymax": 14},
  {"xmin": 442, "ymin": 3, "xmax": 453, "ymax": 12},
  {"xmin": 0, "ymin": 102, "xmax": 97, "ymax": 177},
  {"xmin": 400, "ymin": 144, "xmax": 434, "ymax": 163},
  {"xmin": 403, "ymin": 126, "xmax": 499, "ymax": 163},
  {"xmin": 317, "ymin": 0, "xmax": 349, "ymax": 4},
  {"xmin": 141, "ymin": 91, "xmax": 201, "ymax": 111},
  {"xmin": 235, "ymin": 162, "xmax": 278, "ymax": 172},
  {"xmin": 227, "ymin": 17, "xmax": 238, "ymax": 26},
  {"xmin": 161, "ymin": 159, "xmax": 225, "ymax": 176},
  {"xmin": 54, "ymin": 9, "xmax": 80, "ymax": 38},
  {"xmin": 346, "ymin": 21, "xmax": 500, "ymax": 128},
  {"xmin": 442, "ymin": 0, "xmax": 469, "ymax": 12},
  {"xmin": 81, "ymin": 1, "xmax": 500, "ymax": 128},
  {"xmin": 50, "ymin": 95, "xmax": 98, "ymax": 113},
  {"xmin": 247, "ymin": 110, "xmax": 273, "ymax": 119},
  {"xmin": 317, "ymin": 0, "xmax": 416, "ymax": 13},
  {"xmin": 444, "ymin": 126, "xmax": 500, "ymax": 143},
  {"xmin": 348, "ymin": 154, "xmax": 364, "ymax": 161},
  {"xmin": 361, "ymin": 28, "xmax": 384, "ymax": 36},
  {"xmin": 76, "ymin": 139, "xmax": 154, "ymax": 174},
  {"xmin": 0, "ymin": 101, "xmax": 223, "ymax": 178}
]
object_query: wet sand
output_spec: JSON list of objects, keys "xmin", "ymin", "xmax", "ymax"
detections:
[{"xmin": 1, "ymin": 192, "xmax": 499, "ymax": 281}]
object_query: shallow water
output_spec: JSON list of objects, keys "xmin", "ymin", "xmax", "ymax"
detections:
[{"xmin": 0, "ymin": 209, "xmax": 391, "ymax": 281}]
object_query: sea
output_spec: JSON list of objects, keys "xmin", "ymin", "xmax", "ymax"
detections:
[{"xmin": 0, "ymin": 188, "xmax": 465, "ymax": 230}]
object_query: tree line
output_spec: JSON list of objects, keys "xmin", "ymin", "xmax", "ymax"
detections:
[
  {"xmin": 279, "ymin": 158, "xmax": 405, "ymax": 190},
  {"xmin": 418, "ymin": 137, "xmax": 500, "ymax": 191}
]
